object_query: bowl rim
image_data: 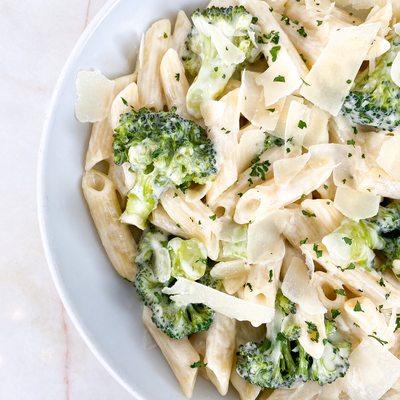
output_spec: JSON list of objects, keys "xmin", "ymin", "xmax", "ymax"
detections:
[{"xmin": 36, "ymin": 0, "xmax": 141, "ymax": 398}]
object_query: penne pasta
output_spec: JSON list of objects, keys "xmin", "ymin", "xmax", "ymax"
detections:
[
  {"xmin": 204, "ymin": 313, "xmax": 236, "ymax": 395},
  {"xmin": 85, "ymin": 74, "xmax": 134, "ymax": 171},
  {"xmin": 137, "ymin": 19, "xmax": 171, "ymax": 110},
  {"xmin": 171, "ymin": 10, "xmax": 192, "ymax": 57},
  {"xmin": 109, "ymin": 82, "xmax": 139, "ymax": 130},
  {"xmin": 160, "ymin": 48, "xmax": 190, "ymax": 118},
  {"xmin": 142, "ymin": 307, "xmax": 199, "ymax": 398},
  {"xmin": 150, "ymin": 205, "xmax": 188, "ymax": 238},
  {"xmin": 161, "ymin": 189, "xmax": 220, "ymax": 260},
  {"xmin": 82, "ymin": 170, "xmax": 137, "ymax": 281}
]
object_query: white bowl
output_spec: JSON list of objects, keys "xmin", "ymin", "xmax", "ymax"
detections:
[{"xmin": 37, "ymin": 0, "xmax": 234, "ymax": 398}]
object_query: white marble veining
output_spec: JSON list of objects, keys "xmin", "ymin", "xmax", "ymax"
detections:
[{"xmin": 0, "ymin": 1, "xmax": 134, "ymax": 398}]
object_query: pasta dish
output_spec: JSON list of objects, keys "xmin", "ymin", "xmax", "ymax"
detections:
[{"xmin": 75, "ymin": 0, "xmax": 400, "ymax": 399}]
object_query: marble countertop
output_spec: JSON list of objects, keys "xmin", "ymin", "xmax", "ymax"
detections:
[{"xmin": 0, "ymin": 1, "xmax": 133, "ymax": 398}]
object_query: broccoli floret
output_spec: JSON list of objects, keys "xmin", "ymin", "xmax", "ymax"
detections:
[
  {"xmin": 183, "ymin": 6, "xmax": 261, "ymax": 118},
  {"xmin": 310, "ymin": 321, "xmax": 351, "ymax": 385},
  {"xmin": 113, "ymin": 108, "xmax": 216, "ymax": 229},
  {"xmin": 135, "ymin": 228, "xmax": 215, "ymax": 339},
  {"xmin": 341, "ymin": 36, "xmax": 400, "ymax": 131},
  {"xmin": 323, "ymin": 201, "xmax": 400, "ymax": 273},
  {"xmin": 236, "ymin": 292, "xmax": 351, "ymax": 389},
  {"xmin": 236, "ymin": 290, "xmax": 302, "ymax": 389}
]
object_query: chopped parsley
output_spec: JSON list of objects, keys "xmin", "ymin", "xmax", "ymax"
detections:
[
  {"xmin": 300, "ymin": 237, "xmax": 308, "ymax": 245},
  {"xmin": 342, "ymin": 237, "xmax": 352, "ymax": 245},
  {"xmin": 209, "ymin": 214, "xmax": 217, "ymax": 221},
  {"xmin": 270, "ymin": 45, "xmax": 281, "ymax": 62},
  {"xmin": 250, "ymin": 157, "xmax": 271, "ymax": 180},
  {"xmin": 367, "ymin": 335, "xmax": 388, "ymax": 346},
  {"xmin": 175, "ymin": 73, "xmax": 180, "ymax": 81},
  {"xmin": 302, "ymin": 209, "xmax": 316, "ymax": 218},
  {"xmin": 190, "ymin": 360, "xmax": 207, "ymax": 368},
  {"xmin": 313, "ymin": 244, "xmax": 322, "ymax": 258},
  {"xmin": 306, "ymin": 321, "xmax": 319, "ymax": 342},
  {"xmin": 331, "ymin": 309, "xmax": 341, "ymax": 319},
  {"xmin": 334, "ymin": 288, "xmax": 346, "ymax": 296},
  {"xmin": 298, "ymin": 120, "xmax": 307, "ymax": 129},
  {"xmin": 353, "ymin": 301, "xmax": 363, "ymax": 312},
  {"xmin": 297, "ymin": 26, "xmax": 308, "ymax": 37},
  {"xmin": 273, "ymin": 75, "xmax": 286, "ymax": 82}
]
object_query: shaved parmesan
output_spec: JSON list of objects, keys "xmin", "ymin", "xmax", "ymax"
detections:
[
  {"xmin": 300, "ymin": 23, "xmax": 380, "ymax": 115},
  {"xmin": 282, "ymin": 257, "xmax": 326, "ymax": 315},
  {"xmin": 344, "ymin": 297, "xmax": 394, "ymax": 346},
  {"xmin": 273, "ymin": 96, "xmax": 304, "ymax": 139},
  {"xmin": 333, "ymin": 186, "xmax": 380, "ymax": 221},
  {"xmin": 366, "ymin": 36, "xmax": 390, "ymax": 60},
  {"xmin": 296, "ymin": 307, "xmax": 327, "ymax": 359},
  {"xmin": 283, "ymin": 101, "xmax": 312, "ymax": 156},
  {"xmin": 240, "ymin": 70, "xmax": 284, "ymax": 131},
  {"xmin": 273, "ymin": 154, "xmax": 311, "ymax": 186},
  {"xmin": 391, "ymin": 52, "xmax": 400, "ymax": 87},
  {"xmin": 247, "ymin": 211, "xmax": 285, "ymax": 263},
  {"xmin": 236, "ymin": 128, "xmax": 266, "ymax": 173},
  {"xmin": 256, "ymin": 47, "xmax": 302, "ymax": 107},
  {"xmin": 163, "ymin": 278, "xmax": 274, "ymax": 326},
  {"xmin": 343, "ymin": 338, "xmax": 400, "ymax": 400},
  {"xmin": 75, "ymin": 70, "xmax": 115, "ymax": 123},
  {"xmin": 303, "ymin": 107, "xmax": 330, "ymax": 148},
  {"xmin": 376, "ymin": 135, "xmax": 400, "ymax": 180}
]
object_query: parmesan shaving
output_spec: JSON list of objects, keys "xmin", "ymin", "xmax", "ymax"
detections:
[
  {"xmin": 255, "ymin": 47, "xmax": 302, "ymax": 107},
  {"xmin": 376, "ymin": 135, "xmax": 400, "ymax": 180},
  {"xmin": 75, "ymin": 70, "xmax": 115, "ymax": 123},
  {"xmin": 163, "ymin": 278, "xmax": 275, "ymax": 326},
  {"xmin": 240, "ymin": 70, "xmax": 283, "ymax": 131},
  {"xmin": 247, "ymin": 211, "xmax": 286, "ymax": 264},
  {"xmin": 281, "ymin": 257, "xmax": 326, "ymax": 315},
  {"xmin": 300, "ymin": 23, "xmax": 380, "ymax": 115},
  {"xmin": 333, "ymin": 186, "xmax": 380, "ymax": 221},
  {"xmin": 343, "ymin": 338, "xmax": 400, "ymax": 400},
  {"xmin": 273, "ymin": 154, "xmax": 311, "ymax": 186}
]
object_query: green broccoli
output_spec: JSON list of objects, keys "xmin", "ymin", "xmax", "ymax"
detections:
[
  {"xmin": 236, "ymin": 291, "xmax": 351, "ymax": 389},
  {"xmin": 322, "ymin": 201, "xmax": 400, "ymax": 273},
  {"xmin": 341, "ymin": 36, "xmax": 400, "ymax": 131},
  {"xmin": 134, "ymin": 227, "xmax": 215, "ymax": 339},
  {"xmin": 310, "ymin": 320, "xmax": 351, "ymax": 385},
  {"xmin": 113, "ymin": 108, "xmax": 216, "ymax": 229},
  {"xmin": 183, "ymin": 6, "xmax": 261, "ymax": 118}
]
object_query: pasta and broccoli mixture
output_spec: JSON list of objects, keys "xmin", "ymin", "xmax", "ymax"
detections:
[{"xmin": 76, "ymin": 0, "xmax": 400, "ymax": 399}]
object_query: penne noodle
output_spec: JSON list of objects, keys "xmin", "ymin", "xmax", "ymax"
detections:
[
  {"xmin": 171, "ymin": 11, "xmax": 192, "ymax": 57},
  {"xmin": 150, "ymin": 205, "xmax": 188, "ymax": 238},
  {"xmin": 202, "ymin": 89, "xmax": 241, "ymax": 206},
  {"xmin": 214, "ymin": 146, "xmax": 285, "ymax": 218},
  {"xmin": 110, "ymin": 82, "xmax": 139, "ymax": 130},
  {"xmin": 142, "ymin": 307, "xmax": 199, "ymax": 398},
  {"xmin": 241, "ymin": 261, "xmax": 281, "ymax": 309},
  {"xmin": 160, "ymin": 48, "xmax": 190, "ymax": 118},
  {"xmin": 107, "ymin": 161, "xmax": 130, "ymax": 198},
  {"xmin": 204, "ymin": 313, "xmax": 236, "ymax": 395},
  {"xmin": 161, "ymin": 189, "xmax": 220, "ymax": 260},
  {"xmin": 85, "ymin": 74, "xmax": 135, "ymax": 171},
  {"xmin": 230, "ymin": 365, "xmax": 262, "ymax": 400},
  {"xmin": 137, "ymin": 19, "xmax": 171, "ymax": 110},
  {"xmin": 313, "ymin": 271, "xmax": 347, "ymax": 311},
  {"xmin": 82, "ymin": 170, "xmax": 137, "ymax": 281}
]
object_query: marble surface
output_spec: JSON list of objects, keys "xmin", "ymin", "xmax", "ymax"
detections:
[{"xmin": 0, "ymin": 1, "xmax": 134, "ymax": 398}]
